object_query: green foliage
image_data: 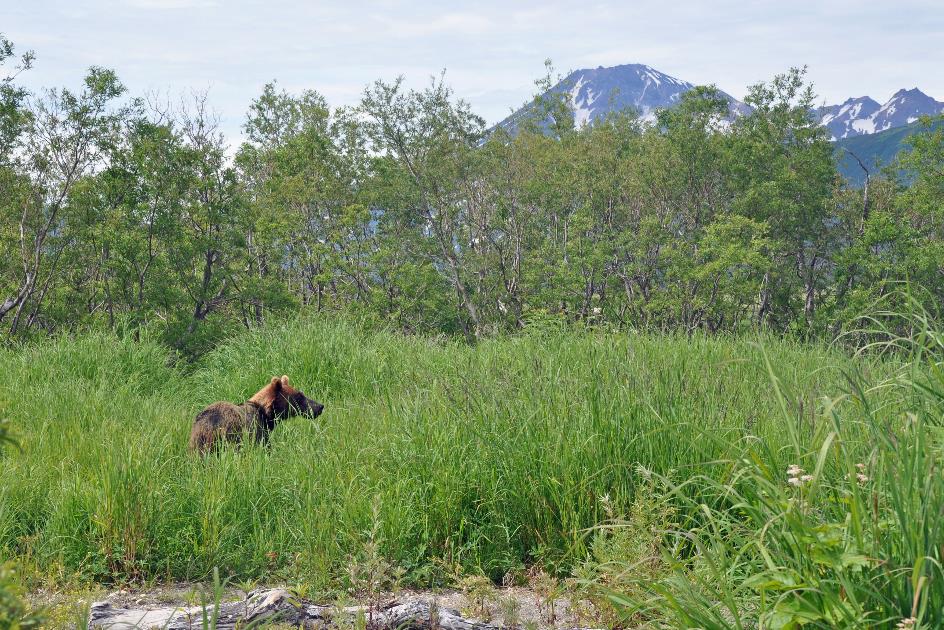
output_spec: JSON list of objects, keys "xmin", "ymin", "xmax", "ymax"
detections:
[
  {"xmin": 0, "ymin": 563, "xmax": 45, "ymax": 629},
  {"xmin": 827, "ymin": 117, "xmax": 944, "ymax": 328},
  {"xmin": 0, "ymin": 34, "xmax": 32, "ymax": 162},
  {"xmin": 836, "ymin": 117, "xmax": 944, "ymax": 186},
  {"xmin": 572, "ymin": 489, "xmax": 676, "ymax": 627}
]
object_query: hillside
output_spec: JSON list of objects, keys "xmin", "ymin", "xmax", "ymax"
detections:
[{"xmin": 835, "ymin": 117, "xmax": 944, "ymax": 185}]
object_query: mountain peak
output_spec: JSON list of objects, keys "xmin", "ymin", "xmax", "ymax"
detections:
[
  {"xmin": 842, "ymin": 96, "xmax": 879, "ymax": 106},
  {"xmin": 891, "ymin": 87, "xmax": 925, "ymax": 98},
  {"xmin": 497, "ymin": 63, "xmax": 743, "ymax": 134},
  {"xmin": 820, "ymin": 88, "xmax": 942, "ymax": 139}
]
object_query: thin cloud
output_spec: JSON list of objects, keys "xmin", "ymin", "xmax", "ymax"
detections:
[
  {"xmin": 125, "ymin": 0, "xmax": 220, "ymax": 9},
  {"xmin": 373, "ymin": 12, "xmax": 494, "ymax": 38}
]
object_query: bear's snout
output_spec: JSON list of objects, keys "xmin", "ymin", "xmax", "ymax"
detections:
[{"xmin": 310, "ymin": 400, "xmax": 325, "ymax": 418}]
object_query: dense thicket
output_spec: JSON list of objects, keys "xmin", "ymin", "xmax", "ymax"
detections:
[{"xmin": 2, "ymin": 37, "xmax": 942, "ymax": 355}]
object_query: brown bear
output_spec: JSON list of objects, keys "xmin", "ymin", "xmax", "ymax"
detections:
[{"xmin": 189, "ymin": 375, "xmax": 324, "ymax": 453}]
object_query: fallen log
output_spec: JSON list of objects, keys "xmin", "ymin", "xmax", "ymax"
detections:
[{"xmin": 89, "ymin": 588, "xmax": 594, "ymax": 629}]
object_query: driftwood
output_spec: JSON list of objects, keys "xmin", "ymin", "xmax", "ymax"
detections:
[{"xmin": 88, "ymin": 588, "xmax": 578, "ymax": 629}]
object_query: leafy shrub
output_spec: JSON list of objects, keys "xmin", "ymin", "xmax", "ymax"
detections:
[{"xmin": 572, "ymin": 488, "xmax": 675, "ymax": 627}]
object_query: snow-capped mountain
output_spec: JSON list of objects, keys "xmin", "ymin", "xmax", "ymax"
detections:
[
  {"xmin": 819, "ymin": 89, "xmax": 944, "ymax": 140},
  {"xmin": 819, "ymin": 97, "xmax": 881, "ymax": 140},
  {"xmin": 497, "ymin": 63, "xmax": 749, "ymax": 133},
  {"xmin": 496, "ymin": 62, "xmax": 942, "ymax": 145}
]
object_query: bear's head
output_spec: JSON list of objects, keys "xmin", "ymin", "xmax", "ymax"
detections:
[{"xmin": 252, "ymin": 375, "xmax": 324, "ymax": 420}]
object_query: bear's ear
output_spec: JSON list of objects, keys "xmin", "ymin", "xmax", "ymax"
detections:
[
  {"xmin": 280, "ymin": 375, "xmax": 290, "ymax": 387},
  {"xmin": 270, "ymin": 376, "xmax": 281, "ymax": 391}
]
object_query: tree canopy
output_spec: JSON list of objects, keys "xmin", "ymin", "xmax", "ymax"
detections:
[{"xmin": 1, "ymin": 45, "xmax": 941, "ymax": 355}]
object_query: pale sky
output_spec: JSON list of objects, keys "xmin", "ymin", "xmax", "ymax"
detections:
[{"xmin": 5, "ymin": 0, "xmax": 943, "ymax": 144}]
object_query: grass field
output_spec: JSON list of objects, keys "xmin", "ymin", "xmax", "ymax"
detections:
[{"xmin": 1, "ymin": 314, "xmax": 942, "ymax": 627}]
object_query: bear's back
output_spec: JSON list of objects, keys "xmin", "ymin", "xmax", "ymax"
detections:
[{"xmin": 189, "ymin": 401, "xmax": 254, "ymax": 453}]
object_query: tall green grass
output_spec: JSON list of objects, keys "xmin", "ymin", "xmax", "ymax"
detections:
[
  {"xmin": 599, "ymin": 302, "xmax": 944, "ymax": 629},
  {"xmin": 0, "ymin": 316, "xmax": 901, "ymax": 598}
]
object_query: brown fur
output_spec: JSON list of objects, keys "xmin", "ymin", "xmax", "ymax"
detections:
[{"xmin": 189, "ymin": 375, "xmax": 324, "ymax": 454}]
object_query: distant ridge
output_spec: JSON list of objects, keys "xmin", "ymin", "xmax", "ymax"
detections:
[
  {"xmin": 819, "ymin": 89, "xmax": 944, "ymax": 140},
  {"xmin": 499, "ymin": 63, "xmax": 942, "ymax": 143}
]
